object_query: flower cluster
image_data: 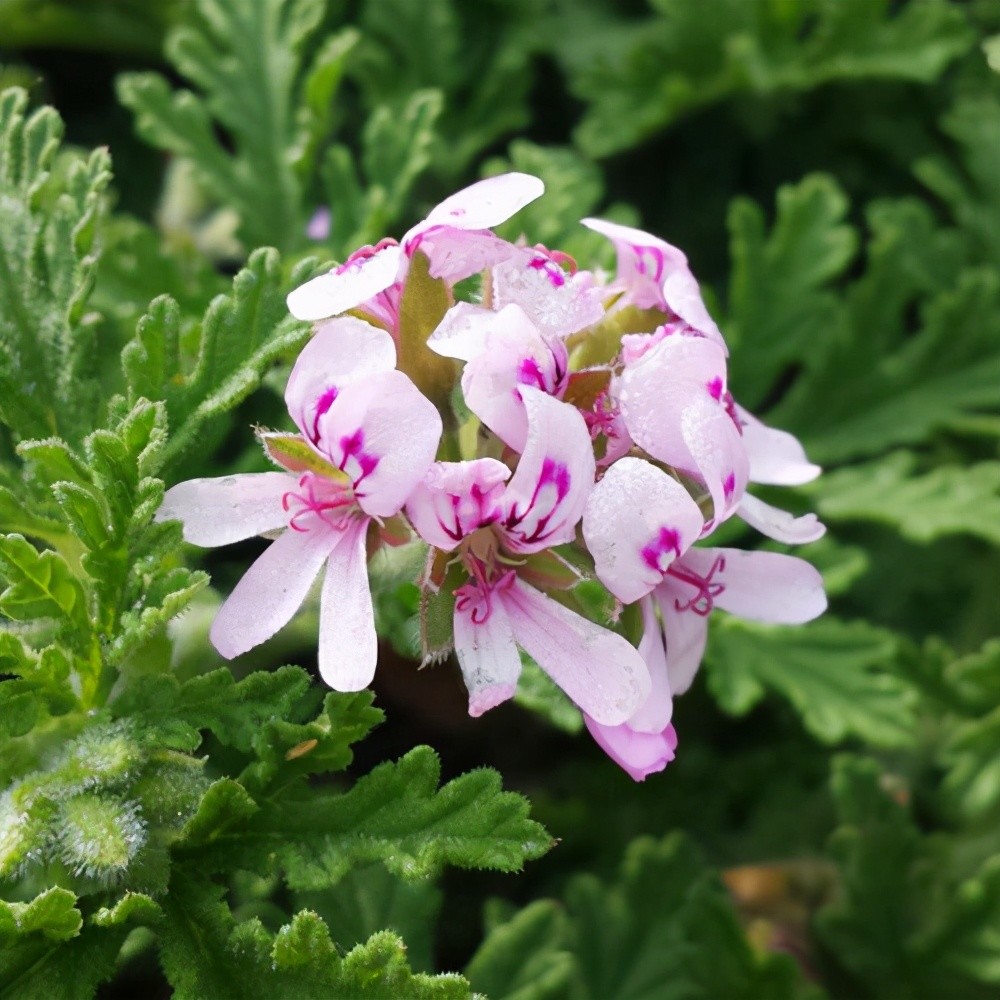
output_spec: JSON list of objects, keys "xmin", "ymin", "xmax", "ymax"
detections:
[{"xmin": 158, "ymin": 173, "xmax": 827, "ymax": 781}]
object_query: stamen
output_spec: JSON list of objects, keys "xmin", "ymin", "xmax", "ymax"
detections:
[
  {"xmin": 334, "ymin": 237, "xmax": 399, "ymax": 274},
  {"xmin": 281, "ymin": 473, "xmax": 355, "ymax": 532},
  {"xmin": 667, "ymin": 554, "xmax": 727, "ymax": 616}
]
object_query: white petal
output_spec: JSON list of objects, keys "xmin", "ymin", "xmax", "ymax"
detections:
[
  {"xmin": 453, "ymin": 595, "xmax": 521, "ymax": 717},
  {"xmin": 318, "ymin": 519, "xmax": 378, "ymax": 690},
  {"xmin": 426, "ymin": 302, "xmax": 494, "ymax": 361},
  {"xmin": 655, "ymin": 586, "xmax": 709, "ymax": 696},
  {"xmin": 157, "ymin": 473, "xmax": 293, "ymax": 547},
  {"xmin": 210, "ymin": 524, "xmax": 335, "ymax": 659},
  {"xmin": 683, "ymin": 547, "xmax": 827, "ymax": 624},
  {"xmin": 738, "ymin": 493, "xmax": 826, "ymax": 545},
  {"xmin": 500, "ymin": 579, "xmax": 650, "ymax": 726},
  {"xmin": 736, "ymin": 405, "xmax": 821, "ymax": 486},
  {"xmin": 681, "ymin": 395, "xmax": 749, "ymax": 522},
  {"xmin": 582, "ymin": 458, "xmax": 704, "ymax": 604},
  {"xmin": 628, "ymin": 598, "xmax": 674, "ymax": 732},
  {"xmin": 285, "ymin": 244, "xmax": 403, "ymax": 321},
  {"xmin": 662, "ymin": 268, "xmax": 725, "ymax": 349},
  {"xmin": 421, "ymin": 172, "xmax": 544, "ymax": 231}
]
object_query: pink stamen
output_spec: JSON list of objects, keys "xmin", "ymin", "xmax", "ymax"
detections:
[
  {"xmin": 454, "ymin": 568, "xmax": 515, "ymax": 626},
  {"xmin": 282, "ymin": 473, "xmax": 355, "ymax": 532},
  {"xmin": 334, "ymin": 237, "xmax": 399, "ymax": 275},
  {"xmin": 667, "ymin": 555, "xmax": 726, "ymax": 616}
]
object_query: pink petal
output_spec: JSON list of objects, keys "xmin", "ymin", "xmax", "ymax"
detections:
[
  {"xmin": 413, "ymin": 229, "xmax": 522, "ymax": 285},
  {"xmin": 286, "ymin": 243, "xmax": 403, "ymax": 321},
  {"xmin": 406, "ymin": 459, "xmax": 510, "ymax": 551},
  {"xmin": 582, "ymin": 458, "xmax": 704, "ymax": 604},
  {"xmin": 461, "ymin": 305, "xmax": 568, "ymax": 451},
  {"xmin": 629, "ymin": 598, "xmax": 674, "ymax": 732},
  {"xmin": 683, "ymin": 547, "xmax": 827, "ymax": 624},
  {"xmin": 662, "ymin": 268, "xmax": 726, "ymax": 349},
  {"xmin": 736, "ymin": 406, "xmax": 821, "ymax": 486},
  {"xmin": 427, "ymin": 302, "xmax": 494, "ymax": 361},
  {"xmin": 285, "ymin": 317, "xmax": 397, "ymax": 445},
  {"xmin": 619, "ymin": 334, "xmax": 748, "ymax": 521},
  {"xmin": 499, "ymin": 578, "xmax": 651, "ymax": 726},
  {"xmin": 584, "ymin": 715, "xmax": 677, "ymax": 782},
  {"xmin": 580, "ymin": 217, "xmax": 688, "ymax": 311},
  {"xmin": 316, "ymin": 370, "xmax": 443, "ymax": 518},
  {"xmin": 492, "ymin": 254, "xmax": 605, "ymax": 340},
  {"xmin": 738, "ymin": 493, "xmax": 826, "ymax": 545},
  {"xmin": 654, "ymin": 585, "xmax": 709, "ymax": 696},
  {"xmin": 157, "ymin": 473, "xmax": 293, "ymax": 547},
  {"xmin": 318, "ymin": 518, "xmax": 378, "ymax": 690},
  {"xmin": 453, "ymin": 591, "xmax": 521, "ymax": 717},
  {"xmin": 420, "ymin": 172, "xmax": 545, "ymax": 231},
  {"xmin": 210, "ymin": 522, "xmax": 336, "ymax": 659},
  {"xmin": 501, "ymin": 387, "xmax": 596, "ymax": 553},
  {"xmin": 681, "ymin": 395, "xmax": 749, "ymax": 523}
]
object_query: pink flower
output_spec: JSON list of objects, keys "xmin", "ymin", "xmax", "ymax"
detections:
[
  {"xmin": 406, "ymin": 388, "xmax": 650, "ymax": 724},
  {"xmin": 286, "ymin": 173, "xmax": 545, "ymax": 323},
  {"xmin": 157, "ymin": 319, "xmax": 442, "ymax": 690}
]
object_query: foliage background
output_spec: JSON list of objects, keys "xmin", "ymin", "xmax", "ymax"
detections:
[{"xmin": 0, "ymin": 0, "xmax": 999, "ymax": 997}]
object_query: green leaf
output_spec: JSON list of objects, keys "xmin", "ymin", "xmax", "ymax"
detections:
[
  {"xmin": 558, "ymin": 0, "xmax": 973, "ymax": 157},
  {"xmin": 0, "ymin": 888, "xmax": 81, "ymax": 940},
  {"xmin": 725, "ymin": 174, "xmax": 857, "ymax": 408},
  {"xmin": 182, "ymin": 746, "xmax": 552, "ymax": 889},
  {"xmin": 0, "ymin": 533, "xmax": 87, "ymax": 632},
  {"xmin": 815, "ymin": 453, "xmax": 1000, "ymax": 545},
  {"xmin": 465, "ymin": 899, "xmax": 573, "ymax": 1000},
  {"xmin": 0, "ymin": 89, "xmax": 112, "ymax": 443},
  {"xmin": 122, "ymin": 249, "xmax": 310, "ymax": 470},
  {"xmin": 112, "ymin": 666, "xmax": 315, "ymax": 752},
  {"xmin": 706, "ymin": 616, "xmax": 914, "ymax": 746},
  {"xmin": 116, "ymin": 0, "xmax": 331, "ymax": 252},
  {"xmin": 916, "ymin": 94, "xmax": 1000, "ymax": 269},
  {"xmin": 817, "ymin": 756, "xmax": 1000, "ymax": 996},
  {"xmin": 297, "ymin": 863, "xmax": 443, "ymax": 974},
  {"xmin": 157, "ymin": 873, "xmax": 471, "ymax": 999},
  {"xmin": 777, "ymin": 268, "xmax": 1000, "ymax": 463},
  {"xmin": 351, "ymin": 0, "xmax": 535, "ymax": 176},
  {"xmin": 478, "ymin": 834, "xmax": 810, "ymax": 1000}
]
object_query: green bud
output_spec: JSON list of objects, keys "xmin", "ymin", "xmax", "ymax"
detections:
[{"xmin": 56, "ymin": 793, "xmax": 147, "ymax": 882}]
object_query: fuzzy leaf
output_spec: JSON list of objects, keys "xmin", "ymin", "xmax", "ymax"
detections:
[
  {"xmin": 706, "ymin": 616, "xmax": 914, "ymax": 746},
  {"xmin": 0, "ymin": 89, "xmax": 112, "ymax": 443},
  {"xmin": 116, "ymin": 0, "xmax": 335, "ymax": 252},
  {"xmin": 181, "ymin": 746, "xmax": 551, "ymax": 889},
  {"xmin": 112, "ymin": 666, "xmax": 315, "ymax": 752},
  {"xmin": 122, "ymin": 249, "xmax": 310, "ymax": 470},
  {"xmin": 157, "ymin": 873, "xmax": 471, "ymax": 999}
]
